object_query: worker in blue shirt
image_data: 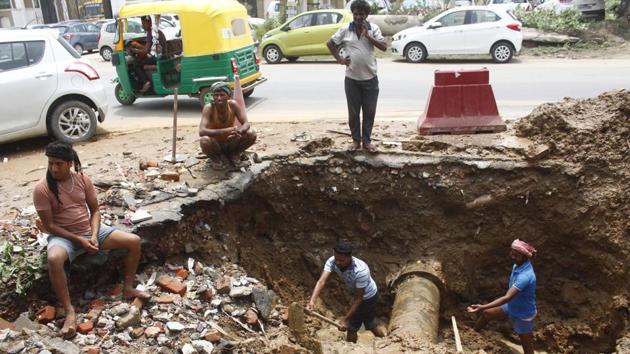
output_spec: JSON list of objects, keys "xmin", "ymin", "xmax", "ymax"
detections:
[{"xmin": 467, "ymin": 239, "xmax": 537, "ymax": 354}]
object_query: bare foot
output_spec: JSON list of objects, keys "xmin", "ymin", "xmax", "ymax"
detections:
[
  {"xmin": 123, "ymin": 287, "xmax": 151, "ymax": 300},
  {"xmin": 61, "ymin": 309, "xmax": 76, "ymax": 339}
]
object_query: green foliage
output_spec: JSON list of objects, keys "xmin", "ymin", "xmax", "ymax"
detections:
[
  {"xmin": 0, "ymin": 241, "xmax": 46, "ymax": 297},
  {"xmin": 514, "ymin": 8, "xmax": 588, "ymax": 35}
]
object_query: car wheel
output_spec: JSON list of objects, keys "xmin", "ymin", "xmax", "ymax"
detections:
[
  {"xmin": 73, "ymin": 43, "xmax": 84, "ymax": 55},
  {"xmin": 199, "ymin": 87, "xmax": 213, "ymax": 107},
  {"xmin": 491, "ymin": 41, "xmax": 514, "ymax": 63},
  {"xmin": 263, "ymin": 45, "xmax": 283, "ymax": 64},
  {"xmin": 404, "ymin": 42, "xmax": 427, "ymax": 63},
  {"xmin": 115, "ymin": 83, "xmax": 136, "ymax": 105},
  {"xmin": 100, "ymin": 46, "xmax": 113, "ymax": 61},
  {"xmin": 286, "ymin": 56, "xmax": 299, "ymax": 63},
  {"xmin": 243, "ymin": 88, "xmax": 254, "ymax": 98},
  {"xmin": 49, "ymin": 100, "xmax": 97, "ymax": 143}
]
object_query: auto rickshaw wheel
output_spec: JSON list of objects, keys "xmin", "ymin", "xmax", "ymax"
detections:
[
  {"xmin": 199, "ymin": 87, "xmax": 214, "ymax": 107},
  {"xmin": 115, "ymin": 83, "xmax": 136, "ymax": 105},
  {"xmin": 243, "ymin": 89, "xmax": 254, "ymax": 98},
  {"xmin": 263, "ymin": 45, "xmax": 283, "ymax": 64}
]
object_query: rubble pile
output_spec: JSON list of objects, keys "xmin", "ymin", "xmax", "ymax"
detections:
[{"xmin": 0, "ymin": 260, "xmax": 291, "ymax": 353}]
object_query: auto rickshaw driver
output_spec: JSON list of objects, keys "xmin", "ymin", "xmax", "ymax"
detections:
[{"xmin": 128, "ymin": 15, "xmax": 166, "ymax": 93}]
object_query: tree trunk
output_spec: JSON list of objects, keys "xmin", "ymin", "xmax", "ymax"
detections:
[
  {"xmin": 617, "ymin": 0, "xmax": 629, "ymax": 17},
  {"xmin": 280, "ymin": 0, "xmax": 288, "ymax": 22}
]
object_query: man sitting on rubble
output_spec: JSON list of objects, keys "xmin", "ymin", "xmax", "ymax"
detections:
[
  {"xmin": 199, "ymin": 81, "xmax": 257, "ymax": 169},
  {"xmin": 33, "ymin": 141, "xmax": 150, "ymax": 339},
  {"xmin": 307, "ymin": 240, "xmax": 386, "ymax": 342}
]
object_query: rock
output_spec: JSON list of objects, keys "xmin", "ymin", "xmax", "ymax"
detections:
[
  {"xmin": 139, "ymin": 160, "xmax": 159, "ymax": 170},
  {"xmin": 14, "ymin": 312, "xmax": 40, "ymax": 331},
  {"xmin": 157, "ymin": 334, "xmax": 170, "ymax": 346},
  {"xmin": 181, "ymin": 343, "xmax": 195, "ymax": 354},
  {"xmin": 176, "ymin": 269, "xmax": 189, "ymax": 280},
  {"xmin": 160, "ymin": 171, "xmax": 180, "ymax": 182},
  {"xmin": 0, "ymin": 317, "xmax": 14, "ymax": 330},
  {"xmin": 130, "ymin": 209, "xmax": 152, "ymax": 224},
  {"xmin": 288, "ymin": 303, "xmax": 304, "ymax": 334},
  {"xmin": 222, "ymin": 304, "xmax": 235, "ymax": 313},
  {"xmin": 158, "ymin": 276, "xmax": 187, "ymax": 296},
  {"xmin": 77, "ymin": 321, "xmax": 94, "ymax": 334},
  {"xmin": 252, "ymin": 288, "xmax": 278, "ymax": 320},
  {"xmin": 193, "ymin": 262, "xmax": 204, "ymax": 275},
  {"xmin": 36, "ymin": 305, "xmax": 56, "ymax": 324},
  {"xmin": 244, "ymin": 309, "xmax": 258, "ymax": 325},
  {"xmin": 153, "ymin": 295, "xmax": 178, "ymax": 304},
  {"xmin": 110, "ymin": 303, "xmax": 130, "ymax": 316},
  {"xmin": 145, "ymin": 326, "xmax": 161, "ymax": 338},
  {"xmin": 192, "ymin": 340, "xmax": 214, "ymax": 354},
  {"xmin": 204, "ymin": 329, "xmax": 222, "ymax": 343},
  {"xmin": 215, "ymin": 276, "xmax": 231, "ymax": 295},
  {"xmin": 185, "ymin": 243, "xmax": 195, "ymax": 253},
  {"xmin": 229, "ymin": 286, "xmax": 252, "ymax": 298},
  {"xmin": 200, "ymin": 288, "xmax": 214, "ymax": 301},
  {"xmin": 131, "ymin": 297, "xmax": 145, "ymax": 310},
  {"xmin": 85, "ymin": 346, "xmax": 100, "ymax": 354},
  {"xmin": 210, "ymin": 299, "xmax": 222, "ymax": 307},
  {"xmin": 40, "ymin": 337, "xmax": 80, "ymax": 354},
  {"xmin": 6, "ymin": 340, "xmax": 25, "ymax": 354},
  {"xmin": 131, "ymin": 327, "xmax": 145, "ymax": 339},
  {"xmin": 96, "ymin": 317, "xmax": 113, "ymax": 328},
  {"xmin": 86, "ymin": 307, "xmax": 103, "ymax": 321},
  {"xmin": 116, "ymin": 307, "xmax": 141, "ymax": 329},
  {"xmin": 166, "ymin": 322, "xmax": 184, "ymax": 332}
]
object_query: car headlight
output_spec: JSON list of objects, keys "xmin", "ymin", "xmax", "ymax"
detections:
[{"xmin": 392, "ymin": 34, "xmax": 406, "ymax": 41}]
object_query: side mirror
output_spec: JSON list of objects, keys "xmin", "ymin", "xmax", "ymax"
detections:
[{"xmin": 429, "ymin": 22, "xmax": 442, "ymax": 29}]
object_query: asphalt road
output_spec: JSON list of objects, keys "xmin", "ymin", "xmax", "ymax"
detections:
[{"xmin": 85, "ymin": 53, "xmax": 630, "ymax": 132}]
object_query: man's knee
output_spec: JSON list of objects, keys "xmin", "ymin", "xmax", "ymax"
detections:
[
  {"xmin": 125, "ymin": 233, "xmax": 142, "ymax": 252},
  {"xmin": 200, "ymin": 136, "xmax": 220, "ymax": 154},
  {"xmin": 47, "ymin": 248, "xmax": 68, "ymax": 268},
  {"xmin": 245, "ymin": 130, "xmax": 257, "ymax": 144}
]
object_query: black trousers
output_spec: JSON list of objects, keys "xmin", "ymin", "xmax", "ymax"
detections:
[{"xmin": 344, "ymin": 76, "xmax": 379, "ymax": 144}]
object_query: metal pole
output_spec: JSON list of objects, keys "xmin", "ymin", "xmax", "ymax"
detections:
[{"xmin": 171, "ymin": 87, "xmax": 178, "ymax": 163}]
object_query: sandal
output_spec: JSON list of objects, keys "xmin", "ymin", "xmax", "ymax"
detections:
[
  {"xmin": 363, "ymin": 143, "xmax": 378, "ymax": 154},
  {"xmin": 348, "ymin": 142, "xmax": 361, "ymax": 151}
]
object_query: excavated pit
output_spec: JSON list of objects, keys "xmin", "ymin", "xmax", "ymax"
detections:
[{"xmin": 135, "ymin": 151, "xmax": 628, "ymax": 353}]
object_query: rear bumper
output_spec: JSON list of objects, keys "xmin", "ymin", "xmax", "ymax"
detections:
[{"xmin": 242, "ymin": 76, "xmax": 267, "ymax": 92}]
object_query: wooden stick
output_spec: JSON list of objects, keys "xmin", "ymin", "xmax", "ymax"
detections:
[
  {"xmin": 303, "ymin": 307, "xmax": 344, "ymax": 331},
  {"xmin": 222, "ymin": 309, "xmax": 256, "ymax": 333},
  {"xmin": 451, "ymin": 316, "xmax": 463, "ymax": 353}
]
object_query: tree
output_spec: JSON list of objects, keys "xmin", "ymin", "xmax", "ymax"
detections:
[{"xmin": 616, "ymin": 0, "xmax": 629, "ymax": 18}]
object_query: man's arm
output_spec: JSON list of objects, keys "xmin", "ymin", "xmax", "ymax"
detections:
[
  {"xmin": 37, "ymin": 210, "xmax": 97, "ymax": 253},
  {"xmin": 342, "ymin": 287, "xmax": 365, "ymax": 329},
  {"xmin": 230, "ymin": 101, "xmax": 251, "ymax": 136},
  {"xmin": 362, "ymin": 24, "xmax": 387, "ymax": 52},
  {"xmin": 85, "ymin": 179, "xmax": 101, "ymax": 249},
  {"xmin": 467, "ymin": 287, "xmax": 519, "ymax": 313},
  {"xmin": 199, "ymin": 104, "xmax": 235, "ymax": 138},
  {"xmin": 307, "ymin": 270, "xmax": 332, "ymax": 310}
]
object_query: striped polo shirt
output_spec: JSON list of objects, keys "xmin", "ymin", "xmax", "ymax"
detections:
[{"xmin": 324, "ymin": 256, "xmax": 378, "ymax": 300}]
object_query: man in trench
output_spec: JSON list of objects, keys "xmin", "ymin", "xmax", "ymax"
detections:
[
  {"xmin": 467, "ymin": 239, "xmax": 538, "ymax": 354},
  {"xmin": 307, "ymin": 240, "xmax": 386, "ymax": 342},
  {"xmin": 199, "ymin": 82, "xmax": 257, "ymax": 169},
  {"xmin": 33, "ymin": 141, "xmax": 150, "ymax": 339}
]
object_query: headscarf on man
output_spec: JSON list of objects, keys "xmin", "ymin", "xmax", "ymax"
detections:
[
  {"xmin": 210, "ymin": 81, "xmax": 233, "ymax": 97},
  {"xmin": 511, "ymin": 239, "xmax": 537, "ymax": 258},
  {"xmin": 45, "ymin": 141, "xmax": 82, "ymax": 204}
]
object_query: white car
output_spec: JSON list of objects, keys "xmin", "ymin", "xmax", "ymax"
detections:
[
  {"xmin": 0, "ymin": 30, "xmax": 108, "ymax": 144},
  {"xmin": 391, "ymin": 6, "xmax": 523, "ymax": 63},
  {"xmin": 98, "ymin": 18, "xmax": 181, "ymax": 61},
  {"xmin": 536, "ymin": 0, "xmax": 605, "ymax": 20},
  {"xmin": 488, "ymin": 0, "xmax": 532, "ymax": 11}
]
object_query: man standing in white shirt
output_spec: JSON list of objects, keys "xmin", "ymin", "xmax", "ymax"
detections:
[
  {"xmin": 327, "ymin": 0, "xmax": 387, "ymax": 153},
  {"xmin": 307, "ymin": 240, "xmax": 385, "ymax": 342}
]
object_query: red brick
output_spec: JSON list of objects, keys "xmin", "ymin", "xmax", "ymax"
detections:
[
  {"xmin": 90, "ymin": 299, "xmax": 106, "ymax": 310},
  {"xmin": 157, "ymin": 276, "xmax": 187, "ymax": 296},
  {"xmin": 215, "ymin": 276, "xmax": 231, "ymax": 295},
  {"xmin": 36, "ymin": 305, "xmax": 56, "ymax": 323},
  {"xmin": 175, "ymin": 268, "xmax": 189, "ymax": 280},
  {"xmin": 86, "ymin": 307, "xmax": 102, "ymax": 321},
  {"xmin": 204, "ymin": 329, "xmax": 222, "ymax": 343},
  {"xmin": 160, "ymin": 171, "xmax": 180, "ymax": 182},
  {"xmin": 0, "ymin": 317, "xmax": 14, "ymax": 330},
  {"xmin": 78, "ymin": 321, "xmax": 94, "ymax": 334},
  {"xmin": 85, "ymin": 346, "xmax": 100, "ymax": 354},
  {"xmin": 154, "ymin": 295, "xmax": 177, "ymax": 304},
  {"xmin": 201, "ymin": 288, "xmax": 215, "ymax": 301}
]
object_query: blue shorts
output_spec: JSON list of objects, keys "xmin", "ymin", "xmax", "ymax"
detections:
[
  {"xmin": 348, "ymin": 292, "xmax": 379, "ymax": 332},
  {"xmin": 47, "ymin": 224, "xmax": 116, "ymax": 263},
  {"xmin": 501, "ymin": 304, "xmax": 535, "ymax": 335}
]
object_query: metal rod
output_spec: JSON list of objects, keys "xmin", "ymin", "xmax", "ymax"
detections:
[
  {"xmin": 451, "ymin": 316, "xmax": 463, "ymax": 353},
  {"xmin": 171, "ymin": 88, "xmax": 178, "ymax": 163}
]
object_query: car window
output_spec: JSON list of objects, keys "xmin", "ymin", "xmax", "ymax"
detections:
[
  {"xmin": 231, "ymin": 18, "xmax": 246, "ymax": 36},
  {"xmin": 470, "ymin": 10, "xmax": 501, "ymax": 23},
  {"xmin": 314, "ymin": 12, "xmax": 341, "ymax": 26},
  {"xmin": 128, "ymin": 21, "xmax": 144, "ymax": 34},
  {"xmin": 287, "ymin": 14, "xmax": 313, "ymax": 30},
  {"xmin": 52, "ymin": 26, "xmax": 69, "ymax": 34},
  {"xmin": 26, "ymin": 41, "xmax": 45, "ymax": 65},
  {"xmin": 438, "ymin": 11, "xmax": 466, "ymax": 27},
  {"xmin": 73, "ymin": 24, "xmax": 86, "ymax": 32},
  {"xmin": 0, "ymin": 42, "xmax": 28, "ymax": 71},
  {"xmin": 160, "ymin": 19, "xmax": 174, "ymax": 28},
  {"xmin": 85, "ymin": 23, "xmax": 99, "ymax": 32},
  {"xmin": 106, "ymin": 23, "xmax": 115, "ymax": 33}
]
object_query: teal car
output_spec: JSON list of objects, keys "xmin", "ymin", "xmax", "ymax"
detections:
[{"xmin": 261, "ymin": 9, "xmax": 352, "ymax": 64}]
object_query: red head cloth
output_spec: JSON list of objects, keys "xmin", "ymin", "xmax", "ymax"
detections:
[{"xmin": 511, "ymin": 239, "xmax": 537, "ymax": 258}]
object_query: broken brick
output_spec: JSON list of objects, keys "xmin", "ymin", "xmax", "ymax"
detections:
[
  {"xmin": 201, "ymin": 288, "xmax": 215, "ymax": 301},
  {"xmin": 204, "ymin": 329, "xmax": 222, "ymax": 343},
  {"xmin": 244, "ymin": 309, "xmax": 258, "ymax": 325},
  {"xmin": 85, "ymin": 346, "xmax": 100, "ymax": 354},
  {"xmin": 131, "ymin": 327, "xmax": 145, "ymax": 338},
  {"xmin": 153, "ymin": 295, "xmax": 177, "ymax": 304},
  {"xmin": 78, "ymin": 321, "xmax": 94, "ymax": 334},
  {"xmin": 86, "ymin": 307, "xmax": 103, "ymax": 321},
  {"xmin": 139, "ymin": 160, "xmax": 159, "ymax": 170},
  {"xmin": 145, "ymin": 326, "xmax": 160, "ymax": 338},
  {"xmin": 36, "ymin": 305, "xmax": 56, "ymax": 324},
  {"xmin": 0, "ymin": 317, "xmax": 14, "ymax": 330},
  {"xmin": 160, "ymin": 171, "xmax": 180, "ymax": 182},
  {"xmin": 215, "ymin": 275, "xmax": 231, "ymax": 294},
  {"xmin": 90, "ymin": 299, "xmax": 106, "ymax": 310},
  {"xmin": 175, "ymin": 268, "xmax": 189, "ymax": 280},
  {"xmin": 157, "ymin": 276, "xmax": 187, "ymax": 295}
]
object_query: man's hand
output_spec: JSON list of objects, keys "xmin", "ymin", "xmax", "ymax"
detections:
[
  {"xmin": 227, "ymin": 127, "xmax": 241, "ymax": 140},
  {"xmin": 467, "ymin": 304, "xmax": 483, "ymax": 313},
  {"xmin": 338, "ymin": 318, "xmax": 348, "ymax": 332},
  {"xmin": 360, "ymin": 24, "xmax": 368, "ymax": 38},
  {"xmin": 79, "ymin": 237, "xmax": 99, "ymax": 254},
  {"xmin": 337, "ymin": 56, "xmax": 351, "ymax": 66},
  {"xmin": 306, "ymin": 301, "xmax": 315, "ymax": 311}
]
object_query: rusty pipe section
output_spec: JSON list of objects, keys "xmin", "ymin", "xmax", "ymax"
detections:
[{"xmin": 387, "ymin": 260, "xmax": 443, "ymax": 343}]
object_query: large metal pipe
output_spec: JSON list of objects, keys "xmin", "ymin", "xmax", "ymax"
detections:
[{"xmin": 388, "ymin": 260, "xmax": 443, "ymax": 343}]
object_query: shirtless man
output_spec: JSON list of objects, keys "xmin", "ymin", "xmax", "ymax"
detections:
[
  {"xmin": 33, "ymin": 141, "xmax": 150, "ymax": 338},
  {"xmin": 199, "ymin": 81, "xmax": 257, "ymax": 169}
]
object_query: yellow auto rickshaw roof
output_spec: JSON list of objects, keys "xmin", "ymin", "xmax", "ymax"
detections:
[{"xmin": 118, "ymin": 0, "xmax": 253, "ymax": 56}]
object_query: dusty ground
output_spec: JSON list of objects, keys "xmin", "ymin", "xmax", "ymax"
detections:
[{"xmin": 0, "ymin": 90, "xmax": 628, "ymax": 353}]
